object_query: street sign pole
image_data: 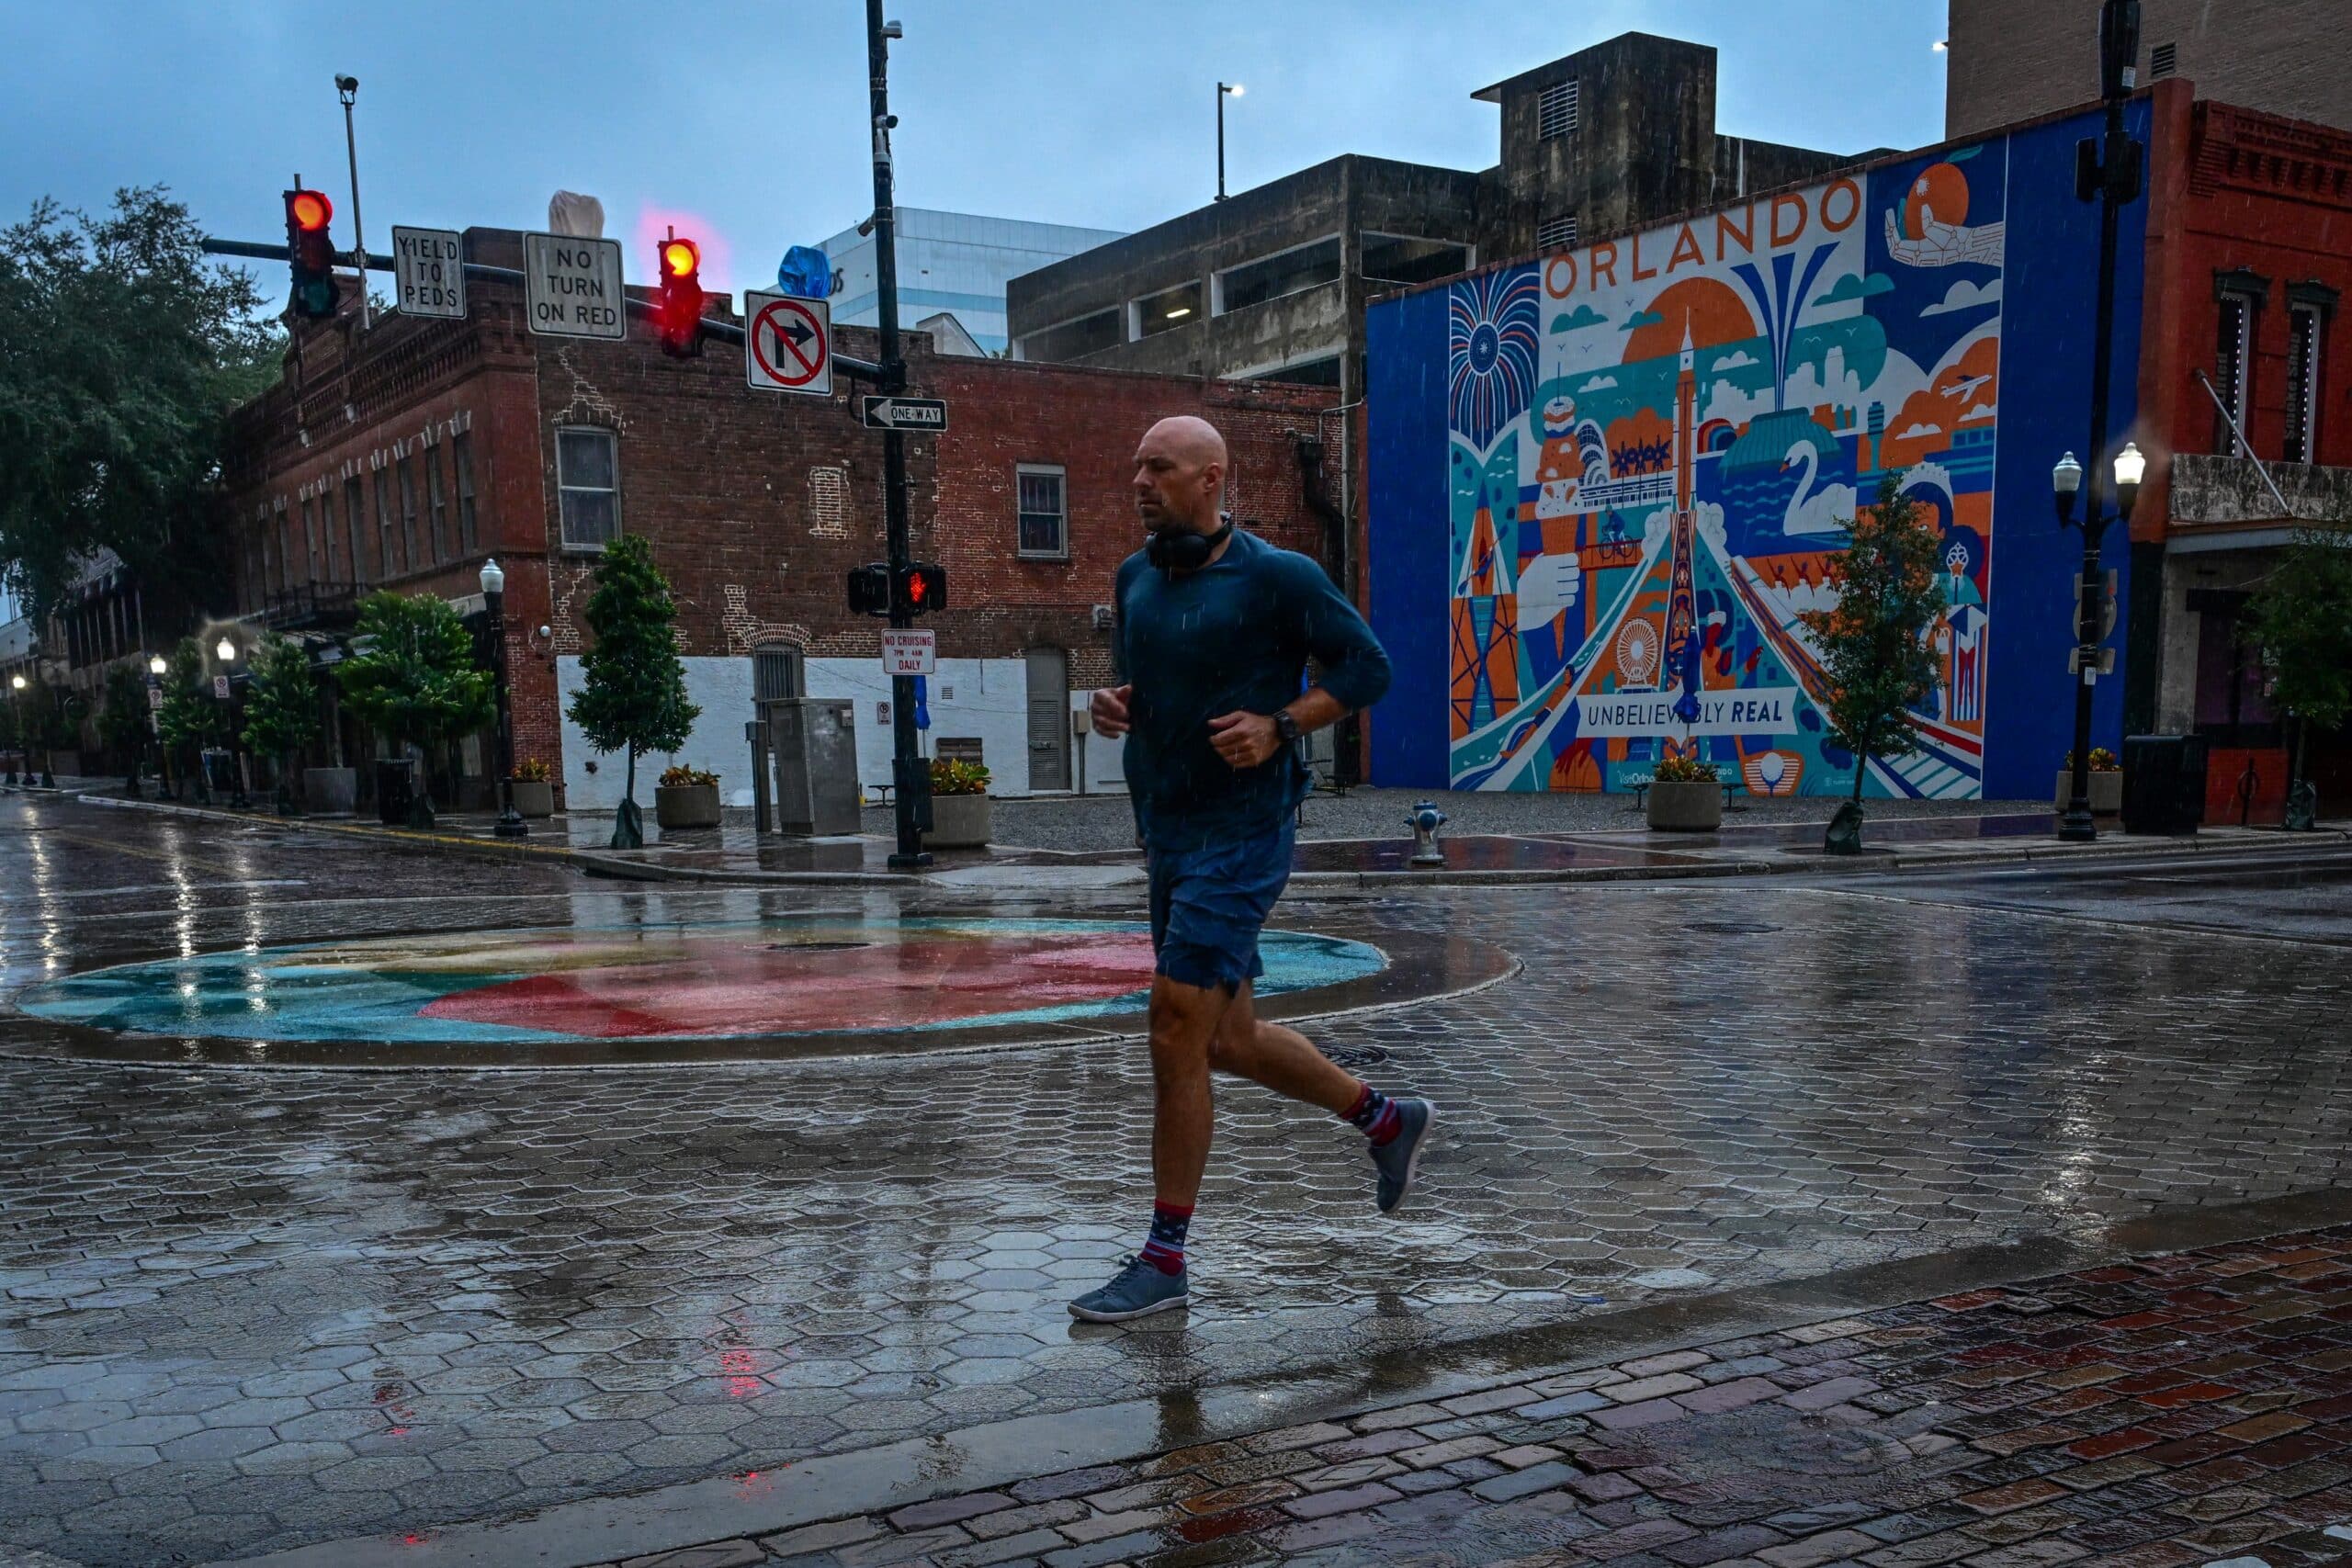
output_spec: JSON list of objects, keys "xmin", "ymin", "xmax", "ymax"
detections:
[{"xmin": 868, "ymin": 0, "xmax": 928, "ymax": 869}]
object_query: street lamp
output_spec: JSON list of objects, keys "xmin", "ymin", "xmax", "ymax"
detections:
[
  {"xmin": 2052, "ymin": 442, "xmax": 2144, "ymax": 841},
  {"xmin": 216, "ymin": 634, "xmax": 250, "ymax": 810},
  {"xmin": 1216, "ymin": 82, "xmax": 1244, "ymax": 202},
  {"xmin": 6, "ymin": 673, "xmax": 21, "ymax": 787},
  {"xmin": 480, "ymin": 558, "xmax": 527, "ymax": 840},
  {"xmin": 146, "ymin": 653, "xmax": 170, "ymax": 801}
]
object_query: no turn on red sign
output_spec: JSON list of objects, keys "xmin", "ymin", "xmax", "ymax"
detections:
[{"xmin": 744, "ymin": 290, "xmax": 831, "ymax": 395}]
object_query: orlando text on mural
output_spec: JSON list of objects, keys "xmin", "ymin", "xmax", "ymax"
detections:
[{"xmin": 1444, "ymin": 149, "xmax": 2007, "ymax": 797}]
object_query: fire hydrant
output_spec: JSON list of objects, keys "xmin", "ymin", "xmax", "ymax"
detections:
[{"xmin": 1408, "ymin": 800, "xmax": 1447, "ymax": 866}]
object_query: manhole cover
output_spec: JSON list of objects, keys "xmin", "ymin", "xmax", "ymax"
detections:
[
  {"xmin": 1325, "ymin": 1045, "xmax": 1390, "ymax": 1069},
  {"xmin": 1684, "ymin": 920, "xmax": 1781, "ymax": 937},
  {"xmin": 767, "ymin": 941, "xmax": 871, "ymax": 952}
]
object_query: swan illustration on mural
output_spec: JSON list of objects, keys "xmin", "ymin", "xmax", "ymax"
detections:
[{"xmin": 1781, "ymin": 442, "xmax": 1856, "ymax": 536}]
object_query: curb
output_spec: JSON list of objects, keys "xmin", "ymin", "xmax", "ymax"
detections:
[{"xmin": 61, "ymin": 789, "xmax": 2352, "ymax": 892}]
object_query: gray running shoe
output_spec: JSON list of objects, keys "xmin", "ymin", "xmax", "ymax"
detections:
[
  {"xmin": 1371, "ymin": 1099, "xmax": 1434, "ymax": 1213},
  {"xmin": 1068, "ymin": 1256, "xmax": 1191, "ymax": 1323}
]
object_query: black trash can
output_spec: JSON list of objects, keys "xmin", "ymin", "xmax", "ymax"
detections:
[
  {"xmin": 375, "ymin": 759, "xmax": 414, "ymax": 827},
  {"xmin": 2120, "ymin": 735, "xmax": 2207, "ymax": 836}
]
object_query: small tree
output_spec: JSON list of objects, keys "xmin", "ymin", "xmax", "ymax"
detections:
[
  {"xmin": 568, "ymin": 534, "xmax": 698, "ymax": 848},
  {"xmin": 1800, "ymin": 474, "xmax": 1948, "ymax": 852},
  {"xmin": 96, "ymin": 662, "xmax": 151, "ymax": 791},
  {"xmin": 337, "ymin": 591, "xmax": 493, "ymax": 828},
  {"xmin": 2245, "ymin": 518, "xmax": 2352, "ymax": 828},
  {"xmin": 153, "ymin": 637, "xmax": 227, "ymax": 800},
  {"xmin": 240, "ymin": 634, "xmax": 321, "ymax": 815}
]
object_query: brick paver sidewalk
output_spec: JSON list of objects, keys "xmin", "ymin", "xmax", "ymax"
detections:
[{"xmin": 612, "ymin": 1227, "xmax": 2352, "ymax": 1568}]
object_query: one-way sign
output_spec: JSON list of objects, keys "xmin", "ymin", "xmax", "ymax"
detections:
[{"xmin": 860, "ymin": 396, "xmax": 948, "ymax": 432}]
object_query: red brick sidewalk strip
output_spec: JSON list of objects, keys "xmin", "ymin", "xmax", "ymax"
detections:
[{"xmin": 592, "ymin": 1226, "xmax": 2352, "ymax": 1566}]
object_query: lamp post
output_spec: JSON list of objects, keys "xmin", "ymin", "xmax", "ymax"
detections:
[
  {"xmin": 6, "ymin": 673, "xmax": 21, "ymax": 786},
  {"xmin": 2054, "ymin": 0, "xmax": 2146, "ymax": 845},
  {"xmin": 216, "ymin": 634, "xmax": 249, "ymax": 810},
  {"xmin": 1216, "ymin": 81, "xmax": 1244, "ymax": 201},
  {"xmin": 2052, "ymin": 443, "xmax": 2144, "ymax": 840},
  {"xmin": 480, "ymin": 558, "xmax": 527, "ymax": 840},
  {"xmin": 32, "ymin": 664, "xmax": 56, "ymax": 791},
  {"xmin": 147, "ymin": 653, "xmax": 170, "ymax": 801}
]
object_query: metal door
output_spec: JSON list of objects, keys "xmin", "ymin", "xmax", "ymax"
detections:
[{"xmin": 1025, "ymin": 647, "xmax": 1069, "ymax": 792}]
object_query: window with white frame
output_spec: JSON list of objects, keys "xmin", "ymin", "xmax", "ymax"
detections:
[
  {"xmin": 453, "ymin": 431, "xmax": 479, "ymax": 553},
  {"xmin": 1537, "ymin": 211, "xmax": 1579, "ymax": 252},
  {"xmin": 1017, "ymin": 464, "xmax": 1068, "ymax": 558},
  {"xmin": 1538, "ymin": 78, "xmax": 1579, "ymax": 141},
  {"xmin": 557, "ymin": 426, "xmax": 620, "ymax": 549},
  {"xmin": 2286, "ymin": 285, "xmax": 2335, "ymax": 467}
]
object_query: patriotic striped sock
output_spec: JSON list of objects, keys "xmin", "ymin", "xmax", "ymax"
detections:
[
  {"xmin": 1140, "ymin": 1201, "xmax": 1192, "ymax": 1275},
  {"xmin": 1342, "ymin": 1084, "xmax": 1404, "ymax": 1147}
]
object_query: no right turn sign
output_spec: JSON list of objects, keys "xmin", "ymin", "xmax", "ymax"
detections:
[{"xmin": 744, "ymin": 291, "xmax": 831, "ymax": 396}]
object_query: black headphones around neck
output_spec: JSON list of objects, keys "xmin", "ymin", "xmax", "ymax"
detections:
[{"xmin": 1147, "ymin": 515, "xmax": 1235, "ymax": 576}]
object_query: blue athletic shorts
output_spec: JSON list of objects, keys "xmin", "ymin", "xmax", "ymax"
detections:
[{"xmin": 1146, "ymin": 818, "xmax": 1297, "ymax": 993}]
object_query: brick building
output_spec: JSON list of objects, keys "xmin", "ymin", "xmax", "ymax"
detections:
[
  {"xmin": 1947, "ymin": 0, "xmax": 2352, "ymax": 141},
  {"xmin": 2130, "ymin": 91, "xmax": 2352, "ymax": 818},
  {"xmin": 219, "ymin": 227, "xmax": 1338, "ymax": 812}
]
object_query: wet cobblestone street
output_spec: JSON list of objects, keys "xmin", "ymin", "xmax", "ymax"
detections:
[{"xmin": 2, "ymin": 795, "xmax": 2348, "ymax": 1564}]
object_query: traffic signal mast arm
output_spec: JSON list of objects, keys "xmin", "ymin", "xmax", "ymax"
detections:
[{"xmin": 199, "ymin": 236, "xmax": 888, "ymax": 379}]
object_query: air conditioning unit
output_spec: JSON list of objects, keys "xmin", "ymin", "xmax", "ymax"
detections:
[{"xmin": 1091, "ymin": 604, "xmax": 1115, "ymax": 630}]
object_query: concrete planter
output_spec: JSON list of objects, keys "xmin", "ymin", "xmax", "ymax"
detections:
[
  {"xmin": 508, "ymin": 780, "xmax": 555, "ymax": 818},
  {"xmin": 302, "ymin": 766, "xmax": 356, "ymax": 816},
  {"xmin": 927, "ymin": 792, "xmax": 991, "ymax": 848},
  {"xmin": 1646, "ymin": 778, "xmax": 1724, "ymax": 832},
  {"xmin": 2054, "ymin": 770, "xmax": 2124, "ymax": 815},
  {"xmin": 654, "ymin": 784, "xmax": 721, "ymax": 830}
]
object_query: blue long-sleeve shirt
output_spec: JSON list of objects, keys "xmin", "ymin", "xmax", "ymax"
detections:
[{"xmin": 1114, "ymin": 527, "xmax": 1391, "ymax": 851}]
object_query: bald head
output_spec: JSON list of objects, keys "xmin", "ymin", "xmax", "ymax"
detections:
[{"xmin": 1133, "ymin": 415, "xmax": 1229, "ymax": 536}]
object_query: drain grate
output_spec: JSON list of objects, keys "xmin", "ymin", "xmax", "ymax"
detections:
[{"xmin": 766, "ymin": 941, "xmax": 872, "ymax": 953}]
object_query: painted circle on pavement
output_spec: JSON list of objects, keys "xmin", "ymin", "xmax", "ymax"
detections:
[{"xmin": 18, "ymin": 917, "xmax": 1386, "ymax": 1049}]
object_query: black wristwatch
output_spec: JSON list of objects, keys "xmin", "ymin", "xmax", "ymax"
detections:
[{"xmin": 1272, "ymin": 710, "xmax": 1303, "ymax": 747}]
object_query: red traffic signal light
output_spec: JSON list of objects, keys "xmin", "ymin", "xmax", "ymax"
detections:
[
  {"xmin": 283, "ymin": 188, "xmax": 340, "ymax": 320},
  {"xmin": 655, "ymin": 230, "xmax": 703, "ymax": 357},
  {"xmin": 288, "ymin": 189, "xmax": 333, "ymax": 232},
  {"xmin": 895, "ymin": 562, "xmax": 945, "ymax": 615}
]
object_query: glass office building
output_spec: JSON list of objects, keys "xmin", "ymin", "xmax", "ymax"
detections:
[{"xmin": 811, "ymin": 209, "xmax": 1125, "ymax": 356}]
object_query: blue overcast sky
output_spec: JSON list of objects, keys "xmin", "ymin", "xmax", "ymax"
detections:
[{"xmin": 5, "ymin": 2, "xmax": 1952, "ymax": 299}]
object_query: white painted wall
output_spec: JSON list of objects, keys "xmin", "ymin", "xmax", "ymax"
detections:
[{"xmin": 558, "ymin": 653, "xmax": 1125, "ymax": 809}]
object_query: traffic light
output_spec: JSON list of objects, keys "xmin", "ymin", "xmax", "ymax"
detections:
[
  {"xmin": 895, "ymin": 562, "xmax": 945, "ymax": 616},
  {"xmin": 847, "ymin": 563, "xmax": 890, "ymax": 616},
  {"xmin": 283, "ymin": 188, "xmax": 339, "ymax": 319},
  {"xmin": 656, "ymin": 232, "xmax": 703, "ymax": 357}
]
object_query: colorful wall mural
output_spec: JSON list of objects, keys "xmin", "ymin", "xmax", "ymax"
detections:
[{"xmin": 1368, "ymin": 106, "xmax": 2151, "ymax": 802}]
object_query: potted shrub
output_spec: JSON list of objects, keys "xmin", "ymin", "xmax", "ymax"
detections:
[
  {"xmin": 1646, "ymin": 753, "xmax": 1724, "ymax": 831},
  {"xmin": 654, "ymin": 763, "xmax": 721, "ymax": 829},
  {"xmin": 926, "ymin": 758, "xmax": 991, "ymax": 848},
  {"xmin": 2055, "ymin": 748, "xmax": 2124, "ymax": 815},
  {"xmin": 509, "ymin": 756, "xmax": 555, "ymax": 818}
]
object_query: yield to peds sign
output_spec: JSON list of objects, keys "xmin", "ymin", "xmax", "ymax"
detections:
[{"xmin": 744, "ymin": 290, "xmax": 831, "ymax": 395}]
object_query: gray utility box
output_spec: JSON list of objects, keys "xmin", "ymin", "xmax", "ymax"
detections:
[{"xmin": 764, "ymin": 697, "xmax": 862, "ymax": 836}]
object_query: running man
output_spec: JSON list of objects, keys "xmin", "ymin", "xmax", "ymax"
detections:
[{"xmin": 1069, "ymin": 414, "xmax": 1434, "ymax": 1324}]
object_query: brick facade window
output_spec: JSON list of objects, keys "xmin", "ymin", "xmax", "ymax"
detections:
[
  {"xmin": 1016, "ymin": 464, "xmax": 1069, "ymax": 559},
  {"xmin": 557, "ymin": 426, "xmax": 621, "ymax": 550},
  {"xmin": 344, "ymin": 476, "xmax": 367, "ymax": 585},
  {"xmin": 808, "ymin": 465, "xmax": 848, "ymax": 538},
  {"xmin": 453, "ymin": 431, "xmax": 478, "ymax": 553},
  {"xmin": 753, "ymin": 645, "xmax": 804, "ymax": 701},
  {"xmin": 427, "ymin": 447, "xmax": 449, "ymax": 561},
  {"xmin": 301, "ymin": 495, "xmax": 319, "ymax": 586},
  {"xmin": 2286, "ymin": 284, "xmax": 2336, "ymax": 467},
  {"xmin": 2212, "ymin": 269, "xmax": 2268, "ymax": 455},
  {"xmin": 398, "ymin": 455, "xmax": 423, "ymax": 568},
  {"xmin": 319, "ymin": 487, "xmax": 337, "ymax": 583},
  {"xmin": 375, "ymin": 468, "xmax": 397, "ymax": 578}
]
